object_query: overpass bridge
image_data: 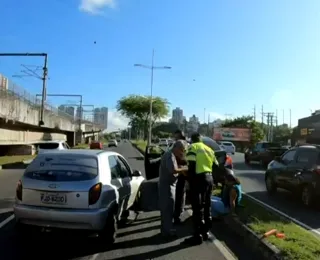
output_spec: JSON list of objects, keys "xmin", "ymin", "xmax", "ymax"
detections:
[{"xmin": 0, "ymin": 84, "xmax": 103, "ymax": 154}]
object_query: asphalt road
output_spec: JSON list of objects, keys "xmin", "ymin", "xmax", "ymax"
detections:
[
  {"xmin": 0, "ymin": 142, "xmax": 255, "ymax": 260},
  {"xmin": 231, "ymin": 152, "xmax": 320, "ymax": 233}
]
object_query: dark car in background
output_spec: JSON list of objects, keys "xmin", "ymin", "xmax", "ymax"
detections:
[
  {"xmin": 245, "ymin": 142, "xmax": 288, "ymax": 167},
  {"xmin": 265, "ymin": 144, "xmax": 320, "ymax": 207}
]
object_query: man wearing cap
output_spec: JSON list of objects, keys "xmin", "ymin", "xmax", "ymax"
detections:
[{"xmin": 158, "ymin": 140, "xmax": 188, "ymax": 238}]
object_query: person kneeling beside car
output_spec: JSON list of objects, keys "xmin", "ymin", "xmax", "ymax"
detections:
[{"xmin": 211, "ymin": 173, "xmax": 242, "ymax": 218}]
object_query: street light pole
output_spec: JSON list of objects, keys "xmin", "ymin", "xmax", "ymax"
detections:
[
  {"xmin": 148, "ymin": 50, "xmax": 155, "ymax": 146},
  {"xmin": 134, "ymin": 49, "xmax": 171, "ymax": 146}
]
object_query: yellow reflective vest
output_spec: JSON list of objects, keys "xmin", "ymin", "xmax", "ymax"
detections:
[{"xmin": 186, "ymin": 141, "xmax": 218, "ymax": 174}]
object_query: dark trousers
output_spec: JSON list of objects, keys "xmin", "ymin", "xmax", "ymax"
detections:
[
  {"xmin": 174, "ymin": 174, "xmax": 186, "ymax": 220},
  {"xmin": 189, "ymin": 173, "xmax": 213, "ymax": 236}
]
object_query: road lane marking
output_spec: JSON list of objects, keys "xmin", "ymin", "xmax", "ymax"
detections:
[
  {"xmin": 0, "ymin": 214, "xmax": 14, "ymax": 229},
  {"xmin": 243, "ymin": 192, "xmax": 320, "ymax": 237},
  {"xmin": 88, "ymin": 253, "xmax": 100, "ymax": 260},
  {"xmin": 209, "ymin": 231, "xmax": 237, "ymax": 260}
]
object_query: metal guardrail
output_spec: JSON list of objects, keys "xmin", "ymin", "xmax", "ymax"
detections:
[{"xmin": 0, "ymin": 79, "xmax": 93, "ymax": 123}]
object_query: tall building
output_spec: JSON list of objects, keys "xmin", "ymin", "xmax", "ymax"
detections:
[
  {"xmin": 58, "ymin": 105, "xmax": 66, "ymax": 117},
  {"xmin": 171, "ymin": 107, "xmax": 184, "ymax": 126},
  {"xmin": 94, "ymin": 107, "xmax": 108, "ymax": 129},
  {"xmin": 58, "ymin": 105, "xmax": 75, "ymax": 118},
  {"xmin": 0, "ymin": 73, "xmax": 9, "ymax": 90},
  {"xmin": 187, "ymin": 114, "xmax": 200, "ymax": 133},
  {"xmin": 65, "ymin": 106, "xmax": 75, "ymax": 118},
  {"xmin": 76, "ymin": 106, "xmax": 83, "ymax": 121}
]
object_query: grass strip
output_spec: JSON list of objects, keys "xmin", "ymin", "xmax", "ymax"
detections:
[
  {"xmin": 213, "ymin": 188, "xmax": 320, "ymax": 260},
  {"xmin": 0, "ymin": 155, "xmax": 36, "ymax": 166},
  {"xmin": 131, "ymin": 140, "xmax": 162, "ymax": 154},
  {"xmin": 72, "ymin": 143, "xmax": 89, "ymax": 149}
]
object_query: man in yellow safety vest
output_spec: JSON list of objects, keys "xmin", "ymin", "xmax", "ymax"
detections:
[{"xmin": 184, "ymin": 132, "xmax": 219, "ymax": 245}]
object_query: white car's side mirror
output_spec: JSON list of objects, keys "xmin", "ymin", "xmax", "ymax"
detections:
[{"xmin": 132, "ymin": 170, "xmax": 142, "ymax": 177}]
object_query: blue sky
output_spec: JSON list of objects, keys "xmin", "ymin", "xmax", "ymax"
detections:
[{"xmin": 1, "ymin": 0, "xmax": 319, "ymax": 130}]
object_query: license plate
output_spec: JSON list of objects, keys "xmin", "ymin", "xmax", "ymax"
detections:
[{"xmin": 40, "ymin": 193, "xmax": 67, "ymax": 205}]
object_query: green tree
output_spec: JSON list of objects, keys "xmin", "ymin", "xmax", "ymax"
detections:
[
  {"xmin": 117, "ymin": 95, "xmax": 169, "ymax": 139},
  {"xmin": 221, "ymin": 116, "xmax": 264, "ymax": 145},
  {"xmin": 152, "ymin": 122, "xmax": 178, "ymax": 136},
  {"xmin": 273, "ymin": 124, "xmax": 291, "ymax": 143}
]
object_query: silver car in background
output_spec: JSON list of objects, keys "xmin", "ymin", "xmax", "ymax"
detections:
[
  {"xmin": 14, "ymin": 150, "xmax": 144, "ymax": 243},
  {"xmin": 219, "ymin": 141, "xmax": 236, "ymax": 154}
]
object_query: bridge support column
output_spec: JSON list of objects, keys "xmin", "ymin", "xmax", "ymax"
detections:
[{"xmin": 75, "ymin": 130, "xmax": 83, "ymax": 144}]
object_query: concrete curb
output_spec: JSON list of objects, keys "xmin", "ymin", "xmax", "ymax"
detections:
[
  {"xmin": 130, "ymin": 141, "xmax": 145, "ymax": 156},
  {"xmin": 224, "ymin": 216, "xmax": 283, "ymax": 260},
  {"xmin": 129, "ymin": 140, "xmax": 283, "ymax": 260}
]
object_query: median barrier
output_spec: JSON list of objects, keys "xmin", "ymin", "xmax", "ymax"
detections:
[
  {"xmin": 223, "ymin": 212, "xmax": 283, "ymax": 259},
  {"xmin": 130, "ymin": 141, "xmax": 145, "ymax": 156}
]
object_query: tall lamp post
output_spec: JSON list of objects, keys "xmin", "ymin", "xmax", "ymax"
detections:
[{"xmin": 134, "ymin": 49, "xmax": 171, "ymax": 146}]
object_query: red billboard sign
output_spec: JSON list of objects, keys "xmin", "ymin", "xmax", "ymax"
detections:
[{"xmin": 213, "ymin": 128, "xmax": 251, "ymax": 142}]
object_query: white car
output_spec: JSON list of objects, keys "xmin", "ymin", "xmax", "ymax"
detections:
[
  {"xmin": 36, "ymin": 140, "xmax": 70, "ymax": 154},
  {"xmin": 14, "ymin": 150, "xmax": 145, "ymax": 242},
  {"xmin": 220, "ymin": 141, "xmax": 236, "ymax": 154},
  {"xmin": 108, "ymin": 139, "xmax": 118, "ymax": 147},
  {"xmin": 159, "ymin": 139, "xmax": 168, "ymax": 147}
]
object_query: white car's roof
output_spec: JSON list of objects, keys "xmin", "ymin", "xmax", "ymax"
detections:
[
  {"xmin": 35, "ymin": 150, "xmax": 119, "ymax": 157},
  {"xmin": 34, "ymin": 140, "xmax": 65, "ymax": 144}
]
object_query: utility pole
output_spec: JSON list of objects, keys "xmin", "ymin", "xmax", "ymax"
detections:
[
  {"xmin": 289, "ymin": 109, "xmax": 292, "ymax": 128},
  {"xmin": 0, "ymin": 53, "xmax": 48, "ymax": 126},
  {"xmin": 282, "ymin": 109, "xmax": 285, "ymax": 125},
  {"xmin": 261, "ymin": 105, "xmax": 264, "ymax": 125},
  {"xmin": 207, "ymin": 113, "xmax": 210, "ymax": 136},
  {"xmin": 263, "ymin": 112, "xmax": 277, "ymax": 141},
  {"xmin": 253, "ymin": 105, "xmax": 256, "ymax": 121},
  {"xmin": 276, "ymin": 109, "xmax": 278, "ymax": 126}
]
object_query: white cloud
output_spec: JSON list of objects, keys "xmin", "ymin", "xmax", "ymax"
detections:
[
  {"xmin": 79, "ymin": 0, "xmax": 116, "ymax": 14},
  {"xmin": 107, "ymin": 110, "xmax": 129, "ymax": 132}
]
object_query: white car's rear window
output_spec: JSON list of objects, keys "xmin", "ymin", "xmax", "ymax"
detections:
[
  {"xmin": 37, "ymin": 143, "xmax": 60, "ymax": 149},
  {"xmin": 24, "ymin": 155, "xmax": 98, "ymax": 181}
]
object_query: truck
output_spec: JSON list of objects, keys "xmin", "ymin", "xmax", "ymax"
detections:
[{"xmin": 244, "ymin": 142, "xmax": 289, "ymax": 167}]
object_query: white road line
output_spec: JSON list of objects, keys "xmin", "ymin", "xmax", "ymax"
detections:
[
  {"xmin": 209, "ymin": 231, "xmax": 237, "ymax": 260},
  {"xmin": 243, "ymin": 192, "xmax": 320, "ymax": 237},
  {"xmin": 88, "ymin": 253, "xmax": 100, "ymax": 260},
  {"xmin": 0, "ymin": 214, "xmax": 14, "ymax": 229}
]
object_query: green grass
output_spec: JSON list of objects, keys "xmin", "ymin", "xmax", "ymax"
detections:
[
  {"xmin": 214, "ymin": 187, "xmax": 320, "ymax": 260},
  {"xmin": 131, "ymin": 140, "xmax": 147, "ymax": 153},
  {"xmin": 0, "ymin": 155, "xmax": 36, "ymax": 166},
  {"xmin": 131, "ymin": 140, "xmax": 162, "ymax": 154},
  {"xmin": 72, "ymin": 143, "xmax": 89, "ymax": 149}
]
